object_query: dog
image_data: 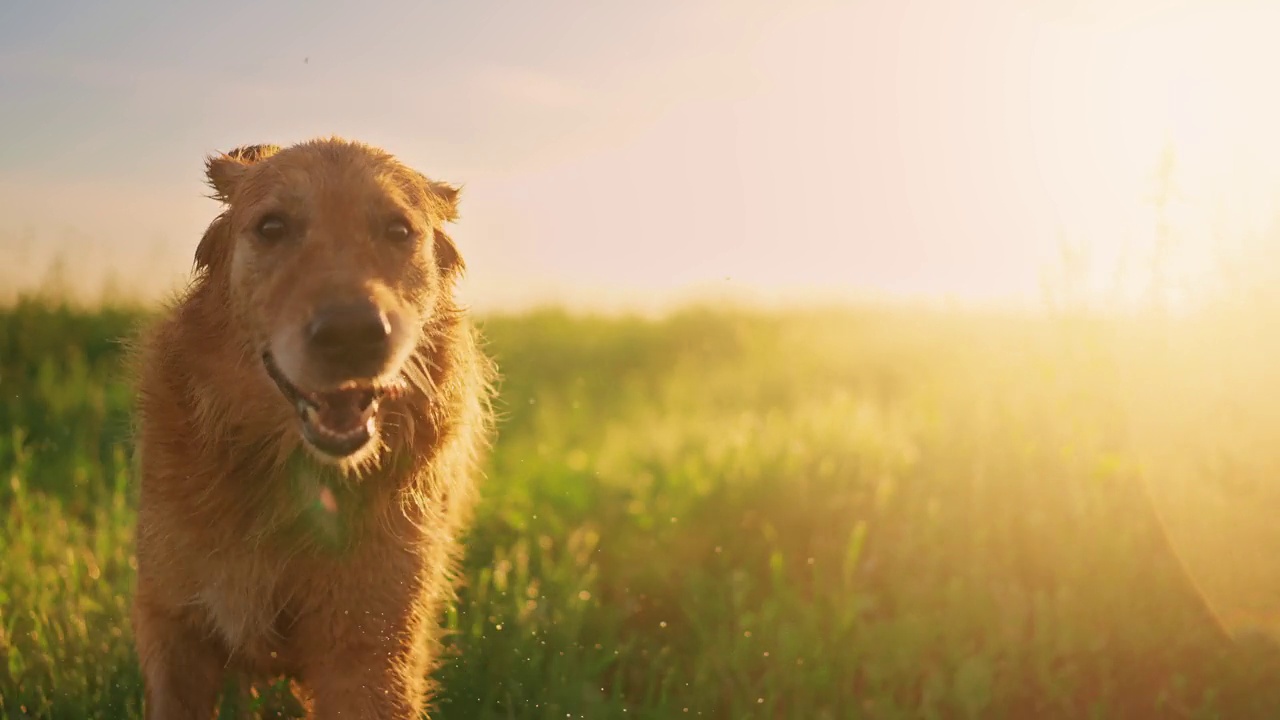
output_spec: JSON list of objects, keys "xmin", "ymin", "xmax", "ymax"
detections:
[{"xmin": 128, "ymin": 137, "xmax": 496, "ymax": 718}]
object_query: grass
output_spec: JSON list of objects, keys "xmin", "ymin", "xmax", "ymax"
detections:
[{"xmin": 5, "ymin": 292, "xmax": 1280, "ymax": 718}]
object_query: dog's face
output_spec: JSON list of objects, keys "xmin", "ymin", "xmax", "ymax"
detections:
[{"xmin": 197, "ymin": 139, "xmax": 464, "ymax": 463}]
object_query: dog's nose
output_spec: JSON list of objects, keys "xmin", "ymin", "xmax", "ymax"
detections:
[{"xmin": 306, "ymin": 301, "xmax": 392, "ymax": 371}]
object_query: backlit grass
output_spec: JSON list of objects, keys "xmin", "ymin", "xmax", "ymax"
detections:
[{"xmin": 5, "ymin": 294, "xmax": 1280, "ymax": 718}]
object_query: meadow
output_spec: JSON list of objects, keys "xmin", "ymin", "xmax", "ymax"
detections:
[{"xmin": 5, "ymin": 286, "xmax": 1280, "ymax": 718}]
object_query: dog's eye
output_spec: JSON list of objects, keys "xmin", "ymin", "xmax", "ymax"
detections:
[
  {"xmin": 256, "ymin": 214, "xmax": 288, "ymax": 241},
  {"xmin": 385, "ymin": 218, "xmax": 413, "ymax": 242}
]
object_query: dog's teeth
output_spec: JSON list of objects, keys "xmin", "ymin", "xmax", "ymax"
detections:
[{"xmin": 361, "ymin": 399, "xmax": 380, "ymax": 423}]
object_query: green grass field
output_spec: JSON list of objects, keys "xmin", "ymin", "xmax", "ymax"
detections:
[{"xmin": 6, "ymin": 293, "xmax": 1280, "ymax": 719}]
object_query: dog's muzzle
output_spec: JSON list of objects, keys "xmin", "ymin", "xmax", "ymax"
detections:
[{"xmin": 262, "ymin": 350, "xmax": 406, "ymax": 458}]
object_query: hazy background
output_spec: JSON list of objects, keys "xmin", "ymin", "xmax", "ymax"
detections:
[
  {"xmin": 5, "ymin": 0, "xmax": 1280, "ymax": 312},
  {"xmin": 13, "ymin": 2, "xmax": 1280, "ymax": 716}
]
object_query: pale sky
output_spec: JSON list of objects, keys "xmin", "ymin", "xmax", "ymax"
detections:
[{"xmin": 3, "ymin": 0, "xmax": 1280, "ymax": 311}]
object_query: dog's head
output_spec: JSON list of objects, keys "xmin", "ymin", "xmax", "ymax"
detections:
[{"xmin": 196, "ymin": 138, "xmax": 464, "ymax": 464}]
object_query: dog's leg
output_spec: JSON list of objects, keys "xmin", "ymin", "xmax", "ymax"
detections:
[
  {"xmin": 293, "ymin": 577, "xmax": 437, "ymax": 719},
  {"xmin": 133, "ymin": 599, "xmax": 228, "ymax": 720},
  {"xmin": 299, "ymin": 615, "xmax": 435, "ymax": 720},
  {"xmin": 304, "ymin": 653, "xmax": 431, "ymax": 720}
]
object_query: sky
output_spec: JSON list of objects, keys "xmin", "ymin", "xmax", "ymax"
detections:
[{"xmin": 3, "ymin": 0, "xmax": 1280, "ymax": 312}]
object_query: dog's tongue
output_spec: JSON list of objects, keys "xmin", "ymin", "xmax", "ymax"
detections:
[{"xmin": 314, "ymin": 387, "xmax": 376, "ymax": 432}]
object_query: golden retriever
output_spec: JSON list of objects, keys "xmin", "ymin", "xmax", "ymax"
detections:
[{"xmin": 129, "ymin": 137, "xmax": 495, "ymax": 718}]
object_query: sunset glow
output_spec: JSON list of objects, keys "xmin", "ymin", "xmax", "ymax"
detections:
[
  {"xmin": 2, "ymin": 0, "xmax": 1279, "ymax": 312},
  {"xmin": 14, "ymin": 2, "xmax": 1280, "ymax": 714}
]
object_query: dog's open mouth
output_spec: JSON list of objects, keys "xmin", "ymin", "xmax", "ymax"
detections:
[{"xmin": 262, "ymin": 351, "xmax": 406, "ymax": 458}]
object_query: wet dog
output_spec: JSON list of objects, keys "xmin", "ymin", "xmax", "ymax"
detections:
[{"xmin": 129, "ymin": 137, "xmax": 495, "ymax": 718}]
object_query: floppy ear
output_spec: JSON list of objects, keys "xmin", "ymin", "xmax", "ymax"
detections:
[
  {"xmin": 433, "ymin": 228, "xmax": 465, "ymax": 279},
  {"xmin": 197, "ymin": 144, "xmax": 280, "ymax": 271},
  {"xmin": 426, "ymin": 180, "xmax": 460, "ymax": 222},
  {"xmin": 412, "ymin": 171, "xmax": 464, "ymax": 278},
  {"xmin": 430, "ymin": 182, "xmax": 462, "ymax": 278},
  {"xmin": 410, "ymin": 170, "xmax": 460, "ymax": 223},
  {"xmin": 194, "ymin": 215, "xmax": 230, "ymax": 273},
  {"xmin": 204, "ymin": 144, "xmax": 281, "ymax": 203}
]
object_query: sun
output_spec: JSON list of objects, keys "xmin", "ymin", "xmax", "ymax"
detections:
[{"xmin": 1042, "ymin": 0, "xmax": 1280, "ymax": 313}]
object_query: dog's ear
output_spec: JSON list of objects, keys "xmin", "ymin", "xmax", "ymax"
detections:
[
  {"xmin": 409, "ymin": 170, "xmax": 460, "ymax": 223},
  {"xmin": 410, "ymin": 171, "xmax": 464, "ymax": 279},
  {"xmin": 433, "ymin": 228, "xmax": 465, "ymax": 279},
  {"xmin": 205, "ymin": 144, "xmax": 281, "ymax": 204},
  {"xmin": 429, "ymin": 181, "xmax": 462, "ymax": 278},
  {"xmin": 193, "ymin": 215, "xmax": 230, "ymax": 273},
  {"xmin": 426, "ymin": 179, "xmax": 460, "ymax": 222},
  {"xmin": 197, "ymin": 145, "xmax": 280, "ymax": 272}
]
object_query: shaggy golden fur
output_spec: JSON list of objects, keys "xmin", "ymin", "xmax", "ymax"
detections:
[{"xmin": 129, "ymin": 137, "xmax": 495, "ymax": 718}]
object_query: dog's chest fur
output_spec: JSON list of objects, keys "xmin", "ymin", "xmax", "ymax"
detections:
[
  {"xmin": 191, "ymin": 458, "xmax": 376, "ymax": 664},
  {"xmin": 196, "ymin": 550, "xmax": 295, "ymax": 662}
]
